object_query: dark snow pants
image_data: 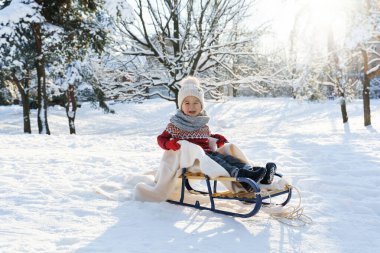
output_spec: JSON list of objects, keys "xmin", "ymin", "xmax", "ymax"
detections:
[{"xmin": 206, "ymin": 151, "xmax": 251, "ymax": 177}]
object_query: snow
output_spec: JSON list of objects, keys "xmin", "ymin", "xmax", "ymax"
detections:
[
  {"xmin": 1, "ymin": 97, "xmax": 380, "ymax": 253},
  {"xmin": 0, "ymin": 0, "xmax": 42, "ymax": 25}
]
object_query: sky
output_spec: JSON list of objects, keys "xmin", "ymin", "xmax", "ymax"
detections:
[
  {"xmin": 250, "ymin": 0, "xmax": 360, "ymax": 59},
  {"xmin": 1, "ymin": 97, "xmax": 379, "ymax": 253}
]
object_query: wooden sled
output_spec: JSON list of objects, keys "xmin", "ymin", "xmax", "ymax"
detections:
[{"xmin": 167, "ymin": 168, "xmax": 292, "ymax": 218}]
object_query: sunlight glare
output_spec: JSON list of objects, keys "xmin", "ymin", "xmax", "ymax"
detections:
[
  {"xmin": 306, "ymin": 0, "xmax": 348, "ymax": 43},
  {"xmin": 268, "ymin": 0, "xmax": 356, "ymax": 61}
]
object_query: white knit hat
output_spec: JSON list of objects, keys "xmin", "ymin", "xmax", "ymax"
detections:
[{"xmin": 177, "ymin": 76, "xmax": 205, "ymax": 109}]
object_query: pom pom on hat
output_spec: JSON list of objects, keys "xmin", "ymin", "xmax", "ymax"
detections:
[{"xmin": 177, "ymin": 76, "xmax": 205, "ymax": 109}]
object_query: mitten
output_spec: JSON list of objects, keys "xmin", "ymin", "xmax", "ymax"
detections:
[
  {"xmin": 212, "ymin": 134, "xmax": 228, "ymax": 148},
  {"xmin": 165, "ymin": 139, "xmax": 181, "ymax": 151}
]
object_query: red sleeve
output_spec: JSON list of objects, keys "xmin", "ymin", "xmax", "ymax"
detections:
[
  {"xmin": 157, "ymin": 130, "xmax": 172, "ymax": 150},
  {"xmin": 210, "ymin": 133, "xmax": 227, "ymax": 141}
]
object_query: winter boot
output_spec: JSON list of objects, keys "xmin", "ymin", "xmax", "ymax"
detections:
[
  {"xmin": 235, "ymin": 167, "xmax": 266, "ymax": 192},
  {"xmin": 261, "ymin": 162, "xmax": 277, "ymax": 184}
]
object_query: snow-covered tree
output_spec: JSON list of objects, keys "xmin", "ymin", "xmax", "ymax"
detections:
[
  {"xmin": 62, "ymin": 63, "xmax": 81, "ymax": 134},
  {"xmin": 104, "ymin": 0, "xmax": 270, "ymax": 106},
  {"xmin": 326, "ymin": 30, "xmax": 350, "ymax": 123},
  {"xmin": 347, "ymin": 0, "xmax": 380, "ymax": 126},
  {"xmin": 60, "ymin": 59, "xmax": 114, "ymax": 113},
  {"xmin": 34, "ymin": 0, "xmax": 108, "ymax": 134},
  {"xmin": 0, "ymin": 0, "xmax": 42, "ymax": 133},
  {"xmin": 361, "ymin": 0, "xmax": 380, "ymax": 126},
  {"xmin": 0, "ymin": 0, "xmax": 109, "ymax": 134}
]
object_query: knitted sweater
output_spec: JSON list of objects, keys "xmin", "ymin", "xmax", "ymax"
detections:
[{"xmin": 157, "ymin": 123, "xmax": 217, "ymax": 152}]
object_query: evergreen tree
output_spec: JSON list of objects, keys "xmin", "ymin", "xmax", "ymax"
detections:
[
  {"xmin": 0, "ymin": 0, "xmax": 41, "ymax": 133},
  {"xmin": 0, "ymin": 0, "xmax": 108, "ymax": 134}
]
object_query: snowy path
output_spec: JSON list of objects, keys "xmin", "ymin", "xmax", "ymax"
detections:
[{"xmin": 1, "ymin": 98, "xmax": 379, "ymax": 253}]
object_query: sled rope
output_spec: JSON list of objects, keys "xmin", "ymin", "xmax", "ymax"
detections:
[{"xmin": 262, "ymin": 185, "xmax": 313, "ymax": 227}]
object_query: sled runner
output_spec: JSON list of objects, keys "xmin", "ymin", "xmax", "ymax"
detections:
[{"xmin": 167, "ymin": 168, "xmax": 292, "ymax": 218}]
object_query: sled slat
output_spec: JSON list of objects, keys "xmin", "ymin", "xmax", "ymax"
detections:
[
  {"xmin": 180, "ymin": 172, "xmax": 237, "ymax": 182},
  {"xmin": 212, "ymin": 191, "xmax": 256, "ymax": 198},
  {"xmin": 212, "ymin": 188, "xmax": 290, "ymax": 199}
]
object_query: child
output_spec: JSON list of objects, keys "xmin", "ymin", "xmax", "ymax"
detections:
[{"xmin": 157, "ymin": 76, "xmax": 276, "ymax": 190}]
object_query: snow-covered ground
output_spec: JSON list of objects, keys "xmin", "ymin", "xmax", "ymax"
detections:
[{"xmin": 0, "ymin": 98, "xmax": 379, "ymax": 253}]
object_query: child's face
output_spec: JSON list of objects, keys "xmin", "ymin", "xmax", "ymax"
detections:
[{"xmin": 181, "ymin": 96, "xmax": 202, "ymax": 117}]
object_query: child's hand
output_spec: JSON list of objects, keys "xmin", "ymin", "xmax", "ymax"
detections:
[
  {"xmin": 165, "ymin": 139, "xmax": 181, "ymax": 151},
  {"xmin": 212, "ymin": 134, "xmax": 228, "ymax": 148}
]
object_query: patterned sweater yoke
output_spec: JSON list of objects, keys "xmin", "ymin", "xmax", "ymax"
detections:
[{"xmin": 166, "ymin": 123, "xmax": 210, "ymax": 139}]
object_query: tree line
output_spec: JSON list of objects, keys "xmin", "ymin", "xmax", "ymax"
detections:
[{"xmin": 0, "ymin": 0, "xmax": 379, "ymax": 135}]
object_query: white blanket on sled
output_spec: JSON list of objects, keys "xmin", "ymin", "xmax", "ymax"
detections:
[{"xmin": 134, "ymin": 140, "xmax": 252, "ymax": 202}]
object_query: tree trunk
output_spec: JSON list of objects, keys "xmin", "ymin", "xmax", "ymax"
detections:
[
  {"xmin": 22, "ymin": 93, "xmax": 32, "ymax": 133},
  {"xmin": 340, "ymin": 98, "xmax": 348, "ymax": 123},
  {"xmin": 32, "ymin": 23, "xmax": 51, "ymax": 134},
  {"xmin": 361, "ymin": 49, "xmax": 372, "ymax": 126},
  {"xmin": 65, "ymin": 86, "xmax": 77, "ymax": 134},
  {"xmin": 363, "ymin": 75, "xmax": 371, "ymax": 126},
  {"xmin": 12, "ymin": 72, "xmax": 31, "ymax": 133},
  {"xmin": 22, "ymin": 75, "xmax": 32, "ymax": 133},
  {"xmin": 93, "ymin": 86, "xmax": 113, "ymax": 113},
  {"xmin": 174, "ymin": 89, "xmax": 179, "ymax": 109}
]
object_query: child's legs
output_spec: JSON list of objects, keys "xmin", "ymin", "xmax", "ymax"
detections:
[
  {"xmin": 207, "ymin": 152, "xmax": 267, "ymax": 188},
  {"xmin": 222, "ymin": 154, "xmax": 252, "ymax": 170},
  {"xmin": 206, "ymin": 152, "xmax": 240, "ymax": 176}
]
